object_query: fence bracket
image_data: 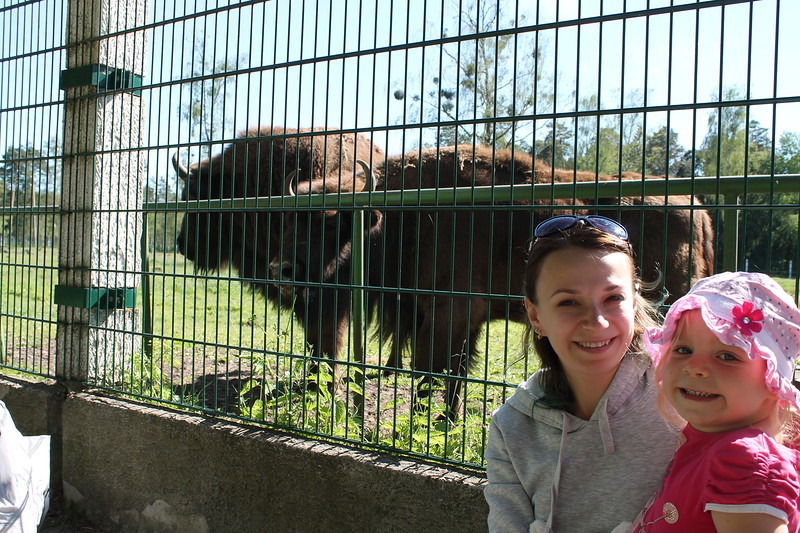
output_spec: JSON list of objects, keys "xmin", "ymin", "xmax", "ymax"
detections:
[
  {"xmin": 59, "ymin": 64, "xmax": 143, "ymax": 96},
  {"xmin": 53, "ymin": 286, "xmax": 137, "ymax": 309}
]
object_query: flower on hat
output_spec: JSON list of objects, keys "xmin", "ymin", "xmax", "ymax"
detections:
[{"xmin": 732, "ymin": 301, "xmax": 764, "ymax": 336}]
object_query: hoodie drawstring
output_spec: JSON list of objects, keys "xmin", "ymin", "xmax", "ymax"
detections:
[
  {"xmin": 543, "ymin": 412, "xmax": 570, "ymax": 532},
  {"xmin": 537, "ymin": 401, "xmax": 615, "ymax": 533},
  {"xmin": 598, "ymin": 397, "xmax": 615, "ymax": 454}
]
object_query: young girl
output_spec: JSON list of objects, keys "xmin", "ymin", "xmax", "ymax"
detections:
[
  {"xmin": 635, "ymin": 271, "xmax": 800, "ymax": 532},
  {"xmin": 485, "ymin": 215, "xmax": 680, "ymax": 532}
]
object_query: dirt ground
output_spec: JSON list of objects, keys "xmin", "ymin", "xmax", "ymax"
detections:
[
  {"xmin": 39, "ymin": 509, "xmax": 106, "ymax": 532},
  {"xmin": 9, "ymin": 337, "xmax": 427, "ymax": 431}
]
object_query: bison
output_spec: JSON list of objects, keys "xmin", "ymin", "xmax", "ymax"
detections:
[
  {"xmin": 270, "ymin": 144, "xmax": 714, "ymax": 419},
  {"xmin": 173, "ymin": 126, "xmax": 386, "ymax": 302}
]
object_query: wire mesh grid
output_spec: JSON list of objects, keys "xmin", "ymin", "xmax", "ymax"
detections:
[{"xmin": 1, "ymin": 0, "xmax": 799, "ymax": 469}]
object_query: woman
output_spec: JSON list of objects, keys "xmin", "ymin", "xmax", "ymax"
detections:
[{"xmin": 485, "ymin": 215, "xmax": 680, "ymax": 532}]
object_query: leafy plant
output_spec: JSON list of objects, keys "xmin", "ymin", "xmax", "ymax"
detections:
[{"xmin": 243, "ymin": 358, "xmax": 366, "ymax": 441}]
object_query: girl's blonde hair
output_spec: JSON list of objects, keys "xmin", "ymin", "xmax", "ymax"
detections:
[{"xmin": 652, "ymin": 317, "xmax": 688, "ymax": 430}]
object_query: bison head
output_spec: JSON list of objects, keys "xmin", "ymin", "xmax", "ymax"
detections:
[
  {"xmin": 173, "ymin": 149, "xmax": 239, "ymax": 272},
  {"xmin": 268, "ymin": 161, "xmax": 380, "ymax": 306}
]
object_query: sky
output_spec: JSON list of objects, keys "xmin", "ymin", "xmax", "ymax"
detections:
[{"xmin": 2, "ymin": 0, "xmax": 800, "ymax": 184}]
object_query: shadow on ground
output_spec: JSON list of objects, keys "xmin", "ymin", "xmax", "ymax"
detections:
[{"xmin": 172, "ymin": 371, "xmax": 263, "ymax": 414}]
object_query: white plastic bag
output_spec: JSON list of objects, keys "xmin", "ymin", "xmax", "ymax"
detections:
[{"xmin": 0, "ymin": 400, "xmax": 50, "ymax": 532}]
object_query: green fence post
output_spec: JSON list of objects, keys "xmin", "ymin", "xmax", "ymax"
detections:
[
  {"xmin": 722, "ymin": 194, "xmax": 741, "ymax": 272},
  {"xmin": 351, "ymin": 209, "xmax": 366, "ymax": 422},
  {"xmin": 141, "ymin": 214, "xmax": 152, "ymax": 359}
]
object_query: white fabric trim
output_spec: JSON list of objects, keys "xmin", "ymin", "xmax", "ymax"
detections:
[{"xmin": 704, "ymin": 503, "xmax": 788, "ymax": 523}]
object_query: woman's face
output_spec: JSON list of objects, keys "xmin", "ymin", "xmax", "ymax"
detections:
[{"xmin": 525, "ymin": 247, "xmax": 637, "ymax": 387}]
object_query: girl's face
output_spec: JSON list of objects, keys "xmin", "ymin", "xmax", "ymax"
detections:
[
  {"xmin": 525, "ymin": 247, "xmax": 636, "ymax": 388},
  {"xmin": 661, "ymin": 309, "xmax": 779, "ymax": 433}
]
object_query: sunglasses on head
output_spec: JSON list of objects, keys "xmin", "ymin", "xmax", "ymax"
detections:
[{"xmin": 533, "ymin": 215, "xmax": 629, "ymax": 241}]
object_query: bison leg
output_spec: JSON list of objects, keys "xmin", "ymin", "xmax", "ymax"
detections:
[
  {"xmin": 411, "ymin": 300, "xmax": 477, "ymax": 421},
  {"xmin": 377, "ymin": 294, "xmax": 410, "ymax": 376},
  {"xmin": 384, "ymin": 349, "xmax": 402, "ymax": 371},
  {"xmin": 302, "ymin": 291, "xmax": 349, "ymax": 395},
  {"xmin": 414, "ymin": 351, "xmax": 469, "ymax": 422}
]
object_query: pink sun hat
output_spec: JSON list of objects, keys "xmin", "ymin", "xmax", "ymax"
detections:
[{"xmin": 645, "ymin": 271, "xmax": 800, "ymax": 409}]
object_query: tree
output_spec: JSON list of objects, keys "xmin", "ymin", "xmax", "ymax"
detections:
[
  {"xmin": 642, "ymin": 126, "xmax": 687, "ymax": 177},
  {"xmin": 179, "ymin": 38, "xmax": 246, "ymax": 160},
  {"xmin": 575, "ymin": 121, "xmax": 623, "ymax": 176},
  {"xmin": 616, "ymin": 123, "xmax": 689, "ymax": 177},
  {"xmin": 0, "ymin": 146, "xmax": 50, "ymax": 246},
  {"xmin": 746, "ymin": 120, "xmax": 773, "ymax": 175},
  {"xmin": 393, "ymin": 0, "xmax": 549, "ymax": 150},
  {"xmin": 550, "ymin": 102, "xmax": 689, "ymax": 178},
  {"xmin": 695, "ymin": 90, "xmax": 773, "ymax": 177},
  {"xmin": 695, "ymin": 89, "xmax": 798, "ymax": 273},
  {"xmin": 741, "ymin": 132, "xmax": 800, "ymax": 274},
  {"xmin": 739, "ymin": 194, "xmax": 797, "ymax": 273},
  {"xmin": 671, "ymin": 150, "xmax": 697, "ymax": 178},
  {"xmin": 697, "ymin": 105, "xmax": 743, "ymax": 177},
  {"xmin": 535, "ymin": 121, "xmax": 575, "ymax": 171},
  {"xmin": 775, "ymin": 131, "xmax": 800, "ymax": 174}
]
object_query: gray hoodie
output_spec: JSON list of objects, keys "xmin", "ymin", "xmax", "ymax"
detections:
[{"xmin": 484, "ymin": 355, "xmax": 679, "ymax": 533}]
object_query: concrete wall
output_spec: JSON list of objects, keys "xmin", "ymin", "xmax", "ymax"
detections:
[{"xmin": 0, "ymin": 376, "xmax": 489, "ymax": 533}]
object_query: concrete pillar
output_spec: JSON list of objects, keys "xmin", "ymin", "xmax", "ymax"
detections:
[{"xmin": 57, "ymin": 0, "xmax": 148, "ymax": 383}]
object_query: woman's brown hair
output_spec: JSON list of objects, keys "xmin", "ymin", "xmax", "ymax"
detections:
[{"xmin": 523, "ymin": 220, "xmax": 660, "ymax": 412}]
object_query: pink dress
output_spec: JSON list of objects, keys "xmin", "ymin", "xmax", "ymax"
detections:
[{"xmin": 636, "ymin": 425, "xmax": 800, "ymax": 532}]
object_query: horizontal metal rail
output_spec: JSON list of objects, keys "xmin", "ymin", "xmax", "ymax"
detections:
[
  {"xmin": 143, "ymin": 175, "xmax": 800, "ymax": 212},
  {"xmin": 0, "ymin": 206, "xmax": 61, "ymax": 215},
  {"xmin": 155, "ymin": 176, "xmax": 795, "ymax": 211}
]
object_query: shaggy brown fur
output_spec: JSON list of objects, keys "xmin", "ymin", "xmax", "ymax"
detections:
[
  {"xmin": 174, "ymin": 126, "xmax": 385, "ymax": 301},
  {"xmin": 271, "ymin": 144, "xmax": 714, "ymax": 419}
]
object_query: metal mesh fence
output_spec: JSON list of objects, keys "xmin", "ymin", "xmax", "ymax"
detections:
[
  {"xmin": 0, "ymin": 0, "xmax": 64, "ymax": 378},
  {"xmin": 1, "ymin": 0, "xmax": 799, "ymax": 469}
]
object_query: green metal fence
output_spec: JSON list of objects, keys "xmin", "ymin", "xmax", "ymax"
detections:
[{"xmin": 2, "ymin": 0, "xmax": 800, "ymax": 469}]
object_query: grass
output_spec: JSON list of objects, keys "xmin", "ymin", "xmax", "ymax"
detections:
[
  {"xmin": 0, "ymin": 245, "xmax": 531, "ymax": 466},
  {"xmin": 3, "ymin": 244, "xmax": 799, "ymax": 467},
  {"xmin": 0, "ymin": 246, "xmax": 58, "ymax": 375},
  {"xmin": 776, "ymin": 277, "xmax": 800, "ymax": 299}
]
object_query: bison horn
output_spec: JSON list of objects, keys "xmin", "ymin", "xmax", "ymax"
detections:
[
  {"xmin": 172, "ymin": 149, "xmax": 190, "ymax": 181},
  {"xmin": 284, "ymin": 169, "xmax": 299, "ymax": 197},
  {"xmin": 355, "ymin": 159, "xmax": 378, "ymax": 192}
]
